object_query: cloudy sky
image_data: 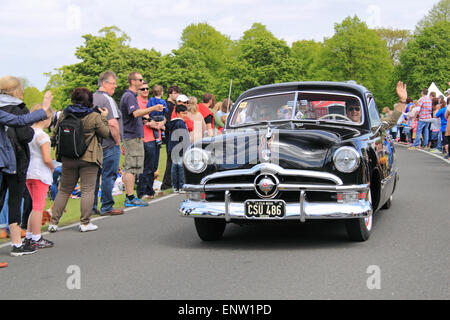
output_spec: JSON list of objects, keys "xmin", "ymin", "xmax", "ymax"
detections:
[{"xmin": 0, "ymin": 0, "xmax": 436, "ymax": 90}]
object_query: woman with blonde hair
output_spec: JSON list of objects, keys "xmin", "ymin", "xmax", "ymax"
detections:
[
  {"xmin": 0, "ymin": 76, "xmax": 53, "ymax": 256},
  {"xmin": 24, "ymin": 104, "xmax": 55, "ymax": 249},
  {"xmin": 215, "ymin": 98, "xmax": 232, "ymax": 133},
  {"xmin": 187, "ymin": 96, "xmax": 206, "ymax": 143}
]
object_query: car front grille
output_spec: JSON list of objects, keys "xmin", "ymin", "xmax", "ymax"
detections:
[{"xmin": 205, "ymin": 190, "xmax": 337, "ymax": 203}]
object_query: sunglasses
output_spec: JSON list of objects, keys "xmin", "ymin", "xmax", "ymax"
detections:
[
  {"xmin": 140, "ymin": 88, "xmax": 149, "ymax": 91},
  {"xmin": 348, "ymin": 107, "xmax": 361, "ymax": 112},
  {"xmin": 134, "ymin": 78, "xmax": 144, "ymax": 82}
]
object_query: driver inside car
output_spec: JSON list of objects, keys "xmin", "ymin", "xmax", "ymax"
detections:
[
  {"xmin": 277, "ymin": 105, "xmax": 292, "ymax": 120},
  {"xmin": 346, "ymin": 103, "xmax": 362, "ymax": 122},
  {"xmin": 259, "ymin": 107, "xmax": 273, "ymax": 121}
]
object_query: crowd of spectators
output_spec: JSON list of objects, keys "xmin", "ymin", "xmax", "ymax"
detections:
[
  {"xmin": 0, "ymin": 72, "xmax": 233, "ymax": 257},
  {"xmin": 384, "ymin": 87, "xmax": 450, "ymax": 160}
]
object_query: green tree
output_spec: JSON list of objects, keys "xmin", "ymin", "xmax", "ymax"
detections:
[
  {"xmin": 375, "ymin": 28, "xmax": 411, "ymax": 64},
  {"xmin": 395, "ymin": 20, "xmax": 450, "ymax": 99},
  {"xmin": 45, "ymin": 26, "xmax": 161, "ymax": 107},
  {"xmin": 180, "ymin": 23, "xmax": 234, "ymax": 76},
  {"xmin": 416, "ymin": 0, "xmax": 450, "ymax": 32},
  {"xmin": 152, "ymin": 47, "xmax": 215, "ymax": 99},
  {"xmin": 317, "ymin": 16, "xmax": 394, "ymax": 107},
  {"xmin": 22, "ymin": 87, "xmax": 43, "ymax": 109},
  {"xmin": 291, "ymin": 40, "xmax": 324, "ymax": 80},
  {"xmin": 44, "ymin": 69, "xmax": 66, "ymax": 110},
  {"xmin": 222, "ymin": 23, "xmax": 298, "ymax": 100}
]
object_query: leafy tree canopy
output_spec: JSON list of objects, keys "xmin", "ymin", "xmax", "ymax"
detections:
[
  {"xmin": 375, "ymin": 28, "xmax": 411, "ymax": 64},
  {"xmin": 396, "ymin": 19, "xmax": 450, "ymax": 99},
  {"xmin": 416, "ymin": 0, "xmax": 450, "ymax": 32},
  {"xmin": 317, "ymin": 16, "xmax": 394, "ymax": 107}
]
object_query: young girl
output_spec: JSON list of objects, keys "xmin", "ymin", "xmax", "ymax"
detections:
[{"xmin": 25, "ymin": 104, "xmax": 55, "ymax": 249}]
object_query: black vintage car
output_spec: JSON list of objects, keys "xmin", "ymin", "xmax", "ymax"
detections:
[{"xmin": 179, "ymin": 82, "xmax": 398, "ymax": 242}]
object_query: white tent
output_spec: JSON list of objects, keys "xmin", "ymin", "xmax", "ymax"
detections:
[{"xmin": 427, "ymin": 82, "xmax": 445, "ymax": 98}]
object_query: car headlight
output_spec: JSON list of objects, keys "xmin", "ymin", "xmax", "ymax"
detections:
[
  {"xmin": 333, "ymin": 147, "xmax": 360, "ymax": 173},
  {"xmin": 184, "ymin": 148, "xmax": 209, "ymax": 173}
]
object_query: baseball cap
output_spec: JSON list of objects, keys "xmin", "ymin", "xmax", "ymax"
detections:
[{"xmin": 176, "ymin": 94, "xmax": 189, "ymax": 103}]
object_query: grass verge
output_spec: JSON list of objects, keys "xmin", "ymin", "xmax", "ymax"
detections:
[{"xmin": 0, "ymin": 145, "xmax": 171, "ymax": 243}]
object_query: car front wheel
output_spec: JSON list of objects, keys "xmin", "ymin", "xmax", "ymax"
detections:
[
  {"xmin": 345, "ymin": 191, "xmax": 373, "ymax": 242},
  {"xmin": 194, "ymin": 218, "xmax": 226, "ymax": 241},
  {"xmin": 381, "ymin": 195, "xmax": 392, "ymax": 210}
]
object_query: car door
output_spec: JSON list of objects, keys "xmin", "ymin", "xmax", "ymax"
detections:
[{"xmin": 367, "ymin": 95, "xmax": 394, "ymax": 208}]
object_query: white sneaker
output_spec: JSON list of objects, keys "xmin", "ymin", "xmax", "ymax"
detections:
[
  {"xmin": 48, "ymin": 224, "xmax": 58, "ymax": 233},
  {"xmin": 79, "ymin": 223, "xmax": 98, "ymax": 232}
]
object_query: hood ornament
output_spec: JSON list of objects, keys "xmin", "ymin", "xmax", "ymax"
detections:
[{"xmin": 260, "ymin": 126, "xmax": 276, "ymax": 163}]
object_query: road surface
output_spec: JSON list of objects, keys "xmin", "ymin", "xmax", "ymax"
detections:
[{"xmin": 0, "ymin": 145, "xmax": 448, "ymax": 300}]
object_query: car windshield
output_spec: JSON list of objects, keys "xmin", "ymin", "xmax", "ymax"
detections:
[{"xmin": 230, "ymin": 92, "xmax": 364, "ymax": 126}]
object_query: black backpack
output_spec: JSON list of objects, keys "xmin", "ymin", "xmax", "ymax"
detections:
[{"xmin": 56, "ymin": 111, "xmax": 93, "ymax": 159}]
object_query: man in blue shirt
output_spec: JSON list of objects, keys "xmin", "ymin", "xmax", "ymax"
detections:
[
  {"xmin": 435, "ymin": 101, "xmax": 448, "ymax": 153},
  {"xmin": 120, "ymin": 72, "xmax": 164, "ymax": 207}
]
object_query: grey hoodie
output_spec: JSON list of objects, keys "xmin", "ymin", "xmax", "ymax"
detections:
[
  {"xmin": 0, "ymin": 94, "xmax": 46, "ymax": 175},
  {"xmin": 0, "ymin": 94, "xmax": 23, "ymax": 108}
]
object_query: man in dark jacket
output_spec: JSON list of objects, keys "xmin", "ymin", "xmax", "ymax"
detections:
[{"xmin": 166, "ymin": 104, "xmax": 190, "ymax": 192}]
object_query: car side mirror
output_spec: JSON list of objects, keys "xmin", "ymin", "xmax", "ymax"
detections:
[{"xmin": 372, "ymin": 121, "xmax": 386, "ymax": 135}]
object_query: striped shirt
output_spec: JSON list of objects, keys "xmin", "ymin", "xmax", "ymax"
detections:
[{"xmin": 418, "ymin": 96, "xmax": 432, "ymax": 121}]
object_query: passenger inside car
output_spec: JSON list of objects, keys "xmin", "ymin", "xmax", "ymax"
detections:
[
  {"xmin": 277, "ymin": 105, "xmax": 293, "ymax": 120},
  {"xmin": 346, "ymin": 103, "xmax": 362, "ymax": 122}
]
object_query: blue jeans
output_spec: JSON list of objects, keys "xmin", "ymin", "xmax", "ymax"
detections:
[
  {"xmin": 94, "ymin": 145, "xmax": 121, "ymax": 214},
  {"xmin": 430, "ymin": 131, "xmax": 439, "ymax": 148},
  {"xmin": 137, "ymin": 141, "xmax": 160, "ymax": 198},
  {"xmin": 50, "ymin": 165, "xmax": 62, "ymax": 201},
  {"xmin": 403, "ymin": 127, "xmax": 411, "ymax": 143},
  {"xmin": 171, "ymin": 163, "xmax": 184, "ymax": 190},
  {"xmin": 414, "ymin": 121, "xmax": 430, "ymax": 147},
  {"xmin": 436, "ymin": 131, "xmax": 443, "ymax": 151}
]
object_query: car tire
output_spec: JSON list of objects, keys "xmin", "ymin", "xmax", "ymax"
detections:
[
  {"xmin": 345, "ymin": 190, "xmax": 373, "ymax": 242},
  {"xmin": 194, "ymin": 218, "xmax": 226, "ymax": 241},
  {"xmin": 381, "ymin": 195, "xmax": 392, "ymax": 210}
]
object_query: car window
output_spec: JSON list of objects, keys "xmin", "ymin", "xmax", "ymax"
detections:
[
  {"xmin": 230, "ymin": 92, "xmax": 364, "ymax": 126},
  {"xmin": 295, "ymin": 92, "xmax": 363, "ymax": 124},
  {"xmin": 230, "ymin": 93, "xmax": 296, "ymax": 125},
  {"xmin": 368, "ymin": 97, "xmax": 381, "ymax": 127}
]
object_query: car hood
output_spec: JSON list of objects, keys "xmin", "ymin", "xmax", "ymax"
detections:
[{"xmin": 201, "ymin": 124, "xmax": 362, "ymax": 171}]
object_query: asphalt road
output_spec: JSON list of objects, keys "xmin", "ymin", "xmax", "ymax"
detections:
[{"xmin": 0, "ymin": 145, "xmax": 449, "ymax": 300}]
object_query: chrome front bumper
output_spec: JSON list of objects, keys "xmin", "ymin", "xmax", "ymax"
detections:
[
  {"xmin": 179, "ymin": 192, "xmax": 372, "ymax": 222},
  {"xmin": 179, "ymin": 164, "xmax": 372, "ymax": 222}
]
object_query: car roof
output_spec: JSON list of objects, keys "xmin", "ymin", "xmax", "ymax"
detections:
[{"xmin": 236, "ymin": 81, "xmax": 369, "ymax": 101}]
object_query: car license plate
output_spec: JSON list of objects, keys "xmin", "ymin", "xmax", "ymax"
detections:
[{"xmin": 245, "ymin": 200, "xmax": 285, "ymax": 219}]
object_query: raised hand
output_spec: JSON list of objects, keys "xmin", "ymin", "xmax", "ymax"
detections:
[
  {"xmin": 396, "ymin": 81, "xmax": 407, "ymax": 103},
  {"xmin": 42, "ymin": 91, "xmax": 53, "ymax": 118},
  {"xmin": 394, "ymin": 81, "xmax": 408, "ymax": 114}
]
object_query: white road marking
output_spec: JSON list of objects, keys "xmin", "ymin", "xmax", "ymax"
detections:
[
  {"xmin": 394, "ymin": 143, "xmax": 450, "ymax": 165},
  {"xmin": 0, "ymin": 193, "xmax": 180, "ymax": 249}
]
